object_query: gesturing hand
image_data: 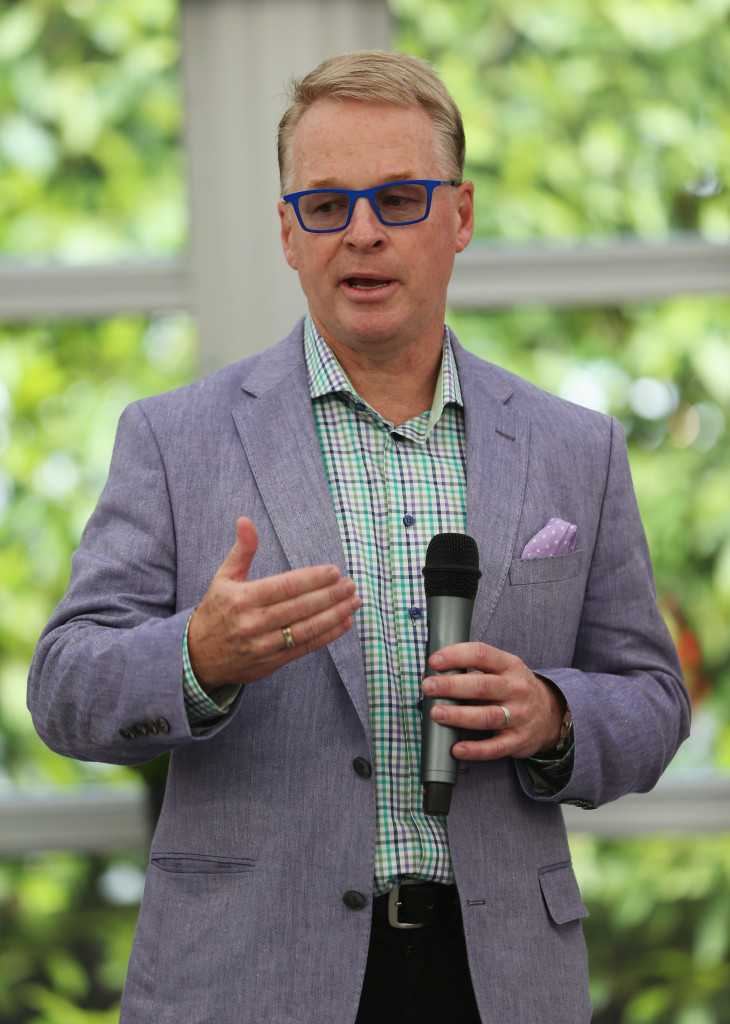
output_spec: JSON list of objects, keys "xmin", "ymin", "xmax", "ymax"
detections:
[
  {"xmin": 422, "ymin": 642, "xmax": 566, "ymax": 761},
  {"xmin": 187, "ymin": 517, "xmax": 360, "ymax": 692}
]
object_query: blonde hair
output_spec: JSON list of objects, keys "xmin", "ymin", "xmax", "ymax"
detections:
[{"xmin": 277, "ymin": 50, "xmax": 465, "ymax": 194}]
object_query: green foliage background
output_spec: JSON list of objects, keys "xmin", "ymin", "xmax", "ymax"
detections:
[{"xmin": 1, "ymin": 1, "xmax": 729, "ymax": 1021}]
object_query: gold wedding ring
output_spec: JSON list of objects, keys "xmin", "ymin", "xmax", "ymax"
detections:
[{"xmin": 282, "ymin": 626, "xmax": 296, "ymax": 650}]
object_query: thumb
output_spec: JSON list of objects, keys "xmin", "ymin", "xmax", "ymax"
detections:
[{"xmin": 219, "ymin": 517, "xmax": 258, "ymax": 582}]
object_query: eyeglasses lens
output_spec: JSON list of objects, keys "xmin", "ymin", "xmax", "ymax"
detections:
[{"xmin": 297, "ymin": 183, "xmax": 429, "ymax": 230}]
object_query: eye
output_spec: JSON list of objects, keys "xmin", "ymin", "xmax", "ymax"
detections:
[
  {"xmin": 375, "ymin": 184, "xmax": 428, "ymax": 220},
  {"xmin": 314, "ymin": 197, "xmax": 348, "ymax": 215},
  {"xmin": 300, "ymin": 192, "xmax": 348, "ymax": 217}
]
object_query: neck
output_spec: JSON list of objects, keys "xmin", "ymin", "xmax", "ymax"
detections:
[{"xmin": 329, "ymin": 337, "xmax": 443, "ymax": 427}]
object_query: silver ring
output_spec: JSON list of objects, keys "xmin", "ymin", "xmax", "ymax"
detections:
[
  {"xmin": 497, "ymin": 704, "xmax": 511, "ymax": 728},
  {"xmin": 282, "ymin": 626, "xmax": 295, "ymax": 650}
]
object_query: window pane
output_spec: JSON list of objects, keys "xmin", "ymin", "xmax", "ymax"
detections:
[
  {"xmin": 0, "ymin": 314, "xmax": 196, "ymax": 787},
  {"xmin": 0, "ymin": 0, "xmax": 185, "ymax": 263},
  {"xmin": 392, "ymin": 0, "xmax": 730, "ymax": 243}
]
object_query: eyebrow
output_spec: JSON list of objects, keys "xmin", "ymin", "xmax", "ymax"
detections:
[{"xmin": 305, "ymin": 173, "xmax": 419, "ymax": 190}]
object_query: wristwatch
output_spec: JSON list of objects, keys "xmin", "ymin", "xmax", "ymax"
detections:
[{"xmin": 556, "ymin": 709, "xmax": 574, "ymax": 756}]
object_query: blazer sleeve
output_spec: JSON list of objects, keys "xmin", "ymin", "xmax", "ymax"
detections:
[
  {"xmin": 27, "ymin": 401, "xmax": 228, "ymax": 765},
  {"xmin": 515, "ymin": 416, "xmax": 691, "ymax": 808}
]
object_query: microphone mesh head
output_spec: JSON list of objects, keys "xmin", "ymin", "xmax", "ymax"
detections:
[{"xmin": 422, "ymin": 533, "xmax": 481, "ymax": 599}]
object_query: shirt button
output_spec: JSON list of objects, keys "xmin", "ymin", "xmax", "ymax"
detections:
[
  {"xmin": 343, "ymin": 890, "xmax": 367, "ymax": 911},
  {"xmin": 409, "ymin": 606, "xmax": 422, "ymax": 620},
  {"xmin": 354, "ymin": 401, "xmax": 366, "ymax": 412},
  {"xmin": 402, "ymin": 514, "xmax": 415, "ymax": 527},
  {"xmin": 353, "ymin": 757, "xmax": 372, "ymax": 779}
]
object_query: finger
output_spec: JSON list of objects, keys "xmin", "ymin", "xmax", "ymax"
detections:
[
  {"xmin": 219, "ymin": 517, "xmax": 259, "ymax": 583},
  {"xmin": 267, "ymin": 575, "xmax": 358, "ymax": 633},
  {"xmin": 243, "ymin": 562, "xmax": 345, "ymax": 611},
  {"xmin": 431, "ymin": 701, "xmax": 511, "ymax": 733},
  {"xmin": 233, "ymin": 582, "xmax": 360, "ymax": 663},
  {"xmin": 422, "ymin": 672, "xmax": 502, "ymax": 702},
  {"xmin": 451, "ymin": 735, "xmax": 513, "ymax": 761},
  {"xmin": 277, "ymin": 590, "xmax": 361, "ymax": 655},
  {"xmin": 429, "ymin": 642, "xmax": 512, "ymax": 674}
]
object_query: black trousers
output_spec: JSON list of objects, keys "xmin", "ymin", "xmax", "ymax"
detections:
[{"xmin": 355, "ymin": 893, "xmax": 483, "ymax": 1024}]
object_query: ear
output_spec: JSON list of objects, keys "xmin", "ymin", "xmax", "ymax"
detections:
[
  {"xmin": 279, "ymin": 200, "xmax": 298, "ymax": 270},
  {"xmin": 454, "ymin": 181, "xmax": 475, "ymax": 254}
]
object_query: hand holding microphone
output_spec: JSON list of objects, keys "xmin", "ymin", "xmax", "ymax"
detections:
[{"xmin": 420, "ymin": 533, "xmax": 567, "ymax": 816}]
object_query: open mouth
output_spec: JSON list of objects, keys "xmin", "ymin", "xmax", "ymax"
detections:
[{"xmin": 345, "ymin": 277, "xmax": 393, "ymax": 291}]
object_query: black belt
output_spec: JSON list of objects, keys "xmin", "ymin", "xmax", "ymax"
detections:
[{"xmin": 373, "ymin": 880, "xmax": 460, "ymax": 930}]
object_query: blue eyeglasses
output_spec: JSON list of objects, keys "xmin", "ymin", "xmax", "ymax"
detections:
[{"xmin": 282, "ymin": 179, "xmax": 460, "ymax": 233}]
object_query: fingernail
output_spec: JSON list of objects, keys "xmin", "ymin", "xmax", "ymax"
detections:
[
  {"xmin": 422, "ymin": 678, "xmax": 435, "ymax": 694},
  {"xmin": 431, "ymin": 653, "xmax": 444, "ymax": 667},
  {"xmin": 432, "ymin": 706, "xmax": 447, "ymax": 722}
]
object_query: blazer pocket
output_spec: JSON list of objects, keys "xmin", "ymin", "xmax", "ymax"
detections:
[
  {"xmin": 538, "ymin": 861, "xmax": 589, "ymax": 925},
  {"xmin": 509, "ymin": 550, "xmax": 582, "ymax": 587},
  {"xmin": 151, "ymin": 852, "xmax": 256, "ymax": 874}
]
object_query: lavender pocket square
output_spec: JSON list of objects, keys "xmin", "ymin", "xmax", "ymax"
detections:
[{"xmin": 521, "ymin": 518, "xmax": 577, "ymax": 559}]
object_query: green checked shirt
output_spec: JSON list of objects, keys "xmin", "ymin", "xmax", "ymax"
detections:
[
  {"xmin": 304, "ymin": 317, "xmax": 467, "ymax": 894},
  {"xmin": 183, "ymin": 315, "xmax": 467, "ymax": 894}
]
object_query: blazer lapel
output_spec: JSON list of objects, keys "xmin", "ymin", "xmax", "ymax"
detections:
[
  {"xmin": 453, "ymin": 343, "xmax": 530, "ymax": 644},
  {"xmin": 231, "ymin": 327, "xmax": 370, "ymax": 740}
]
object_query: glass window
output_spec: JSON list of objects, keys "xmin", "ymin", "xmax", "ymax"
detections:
[
  {"xmin": 392, "ymin": 0, "xmax": 730, "ymax": 243},
  {"xmin": 0, "ymin": 314, "xmax": 196, "ymax": 788},
  {"xmin": 0, "ymin": 0, "xmax": 185, "ymax": 264}
]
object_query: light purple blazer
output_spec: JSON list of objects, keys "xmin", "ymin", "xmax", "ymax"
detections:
[{"xmin": 28, "ymin": 322, "xmax": 689, "ymax": 1023}]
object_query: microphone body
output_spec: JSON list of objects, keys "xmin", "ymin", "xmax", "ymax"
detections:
[
  {"xmin": 421, "ymin": 595, "xmax": 476, "ymax": 815},
  {"xmin": 421, "ymin": 533, "xmax": 481, "ymax": 817}
]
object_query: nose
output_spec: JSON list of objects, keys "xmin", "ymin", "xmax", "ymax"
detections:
[{"xmin": 343, "ymin": 196, "xmax": 386, "ymax": 248}]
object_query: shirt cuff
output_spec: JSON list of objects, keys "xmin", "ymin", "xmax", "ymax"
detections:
[
  {"xmin": 523, "ymin": 744, "xmax": 575, "ymax": 795},
  {"xmin": 182, "ymin": 612, "xmax": 238, "ymax": 725}
]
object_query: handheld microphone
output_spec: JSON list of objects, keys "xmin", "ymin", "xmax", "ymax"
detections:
[{"xmin": 421, "ymin": 533, "xmax": 481, "ymax": 816}]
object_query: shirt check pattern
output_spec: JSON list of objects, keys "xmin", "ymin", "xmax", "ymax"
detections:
[{"xmin": 305, "ymin": 318, "xmax": 467, "ymax": 894}]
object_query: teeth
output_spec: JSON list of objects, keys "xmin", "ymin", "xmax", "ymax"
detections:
[{"xmin": 349, "ymin": 279, "xmax": 388, "ymax": 290}]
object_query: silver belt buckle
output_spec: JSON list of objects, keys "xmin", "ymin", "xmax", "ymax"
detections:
[{"xmin": 387, "ymin": 879, "xmax": 427, "ymax": 929}]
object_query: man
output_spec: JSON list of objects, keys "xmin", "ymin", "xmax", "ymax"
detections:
[{"xmin": 28, "ymin": 50, "xmax": 690, "ymax": 1024}]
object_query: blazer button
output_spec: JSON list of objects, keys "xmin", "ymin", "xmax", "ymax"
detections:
[
  {"xmin": 132, "ymin": 722, "xmax": 149, "ymax": 737},
  {"xmin": 155, "ymin": 717, "xmax": 171, "ymax": 734},
  {"xmin": 143, "ymin": 719, "xmax": 158, "ymax": 734},
  {"xmin": 119, "ymin": 727, "xmax": 135, "ymax": 740},
  {"xmin": 343, "ymin": 890, "xmax": 367, "ymax": 911},
  {"xmin": 353, "ymin": 757, "xmax": 372, "ymax": 779}
]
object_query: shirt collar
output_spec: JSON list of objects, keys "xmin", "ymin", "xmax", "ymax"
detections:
[{"xmin": 303, "ymin": 314, "xmax": 462, "ymax": 437}]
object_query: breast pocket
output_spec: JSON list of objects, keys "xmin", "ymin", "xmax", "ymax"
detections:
[{"xmin": 508, "ymin": 550, "xmax": 582, "ymax": 587}]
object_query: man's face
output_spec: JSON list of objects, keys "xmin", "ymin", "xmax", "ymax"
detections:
[{"xmin": 279, "ymin": 99, "xmax": 474, "ymax": 365}]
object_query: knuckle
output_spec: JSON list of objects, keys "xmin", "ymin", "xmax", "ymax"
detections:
[
  {"xmin": 471, "ymin": 674, "xmax": 491, "ymax": 699},
  {"xmin": 234, "ymin": 610, "xmax": 265, "ymax": 642},
  {"xmin": 291, "ymin": 594, "xmax": 311, "ymax": 621},
  {"xmin": 489, "ymin": 736, "xmax": 510, "ymax": 759}
]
